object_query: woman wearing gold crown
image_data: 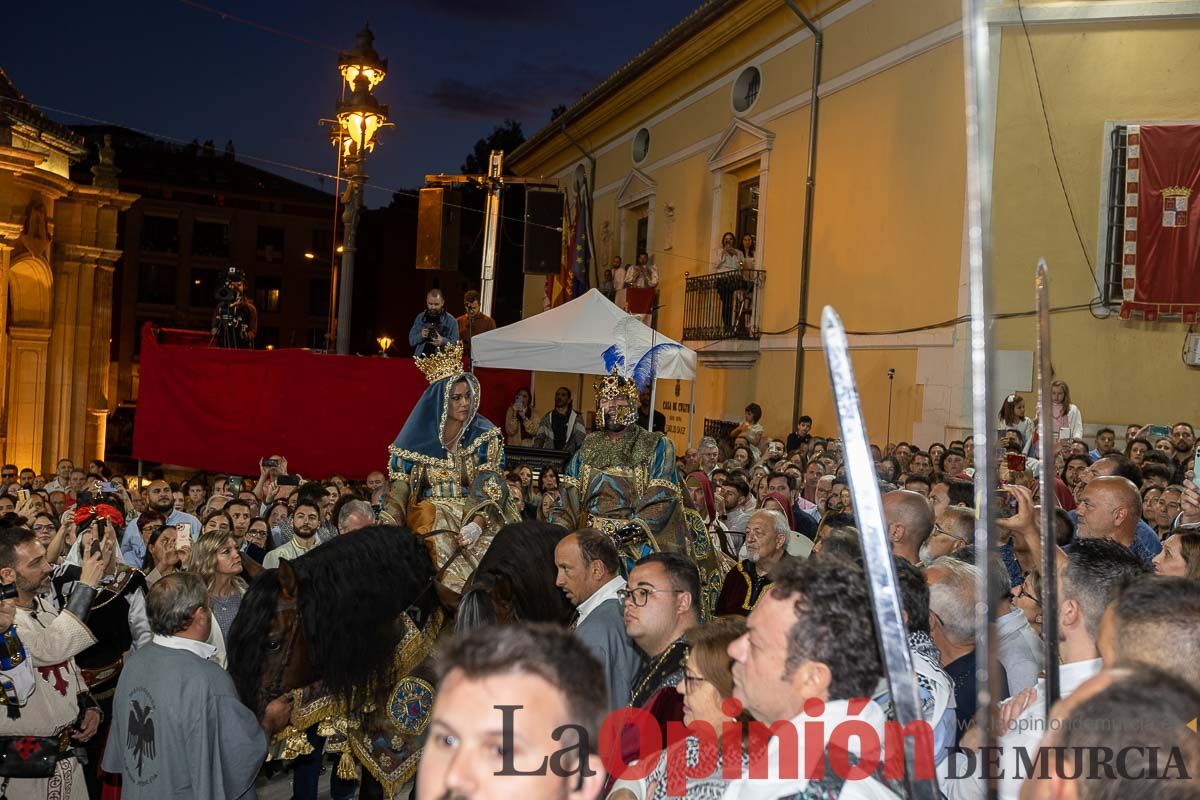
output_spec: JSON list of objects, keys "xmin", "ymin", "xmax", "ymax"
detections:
[{"xmin": 383, "ymin": 342, "xmax": 519, "ymax": 597}]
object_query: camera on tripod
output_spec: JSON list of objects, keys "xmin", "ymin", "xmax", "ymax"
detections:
[{"xmin": 215, "ymin": 267, "xmax": 244, "ymax": 304}]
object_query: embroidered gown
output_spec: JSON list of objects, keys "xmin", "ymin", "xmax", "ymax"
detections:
[{"xmin": 383, "ymin": 369, "xmax": 519, "ymax": 595}]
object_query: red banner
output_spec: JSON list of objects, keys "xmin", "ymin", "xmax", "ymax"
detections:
[
  {"xmin": 132, "ymin": 325, "xmax": 530, "ymax": 479},
  {"xmin": 1121, "ymin": 123, "xmax": 1200, "ymax": 322}
]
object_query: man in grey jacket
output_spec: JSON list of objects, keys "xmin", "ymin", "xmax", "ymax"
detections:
[
  {"xmin": 103, "ymin": 573, "xmax": 292, "ymax": 799},
  {"xmin": 554, "ymin": 528, "xmax": 641, "ymax": 710}
]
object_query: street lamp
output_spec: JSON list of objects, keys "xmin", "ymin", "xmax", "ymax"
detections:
[
  {"xmin": 338, "ymin": 26, "xmax": 387, "ymax": 92},
  {"xmin": 377, "ymin": 335, "xmax": 394, "ymax": 357},
  {"xmin": 331, "ymin": 25, "xmax": 390, "ymax": 355}
]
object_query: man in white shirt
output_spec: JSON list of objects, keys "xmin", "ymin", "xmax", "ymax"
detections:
[
  {"xmin": 42, "ymin": 458, "xmax": 74, "ymax": 494},
  {"xmin": 724, "ymin": 558, "xmax": 902, "ymax": 800},
  {"xmin": 264, "ymin": 500, "xmax": 323, "ymax": 568},
  {"xmin": 943, "ymin": 537, "xmax": 1150, "ymax": 800},
  {"xmin": 553, "ymin": 529, "xmax": 640, "ymax": 710}
]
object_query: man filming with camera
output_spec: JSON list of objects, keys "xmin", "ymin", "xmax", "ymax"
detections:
[
  {"xmin": 0, "ymin": 521, "xmax": 109, "ymax": 800},
  {"xmin": 408, "ymin": 288, "xmax": 459, "ymax": 357},
  {"xmin": 211, "ymin": 267, "xmax": 257, "ymax": 349}
]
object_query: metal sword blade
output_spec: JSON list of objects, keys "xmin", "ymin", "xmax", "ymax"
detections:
[
  {"xmin": 820, "ymin": 306, "xmax": 937, "ymax": 800},
  {"xmin": 962, "ymin": 0, "xmax": 1002, "ymax": 785},
  {"xmin": 1034, "ymin": 259, "xmax": 1061, "ymax": 704}
]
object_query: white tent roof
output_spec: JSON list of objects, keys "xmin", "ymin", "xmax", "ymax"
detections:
[{"xmin": 470, "ymin": 289, "xmax": 697, "ymax": 380}]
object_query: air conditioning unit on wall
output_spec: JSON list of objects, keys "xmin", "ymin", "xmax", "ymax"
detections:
[{"xmin": 1184, "ymin": 332, "xmax": 1200, "ymax": 367}]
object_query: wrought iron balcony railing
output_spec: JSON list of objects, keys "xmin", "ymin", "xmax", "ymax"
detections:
[{"xmin": 682, "ymin": 270, "xmax": 766, "ymax": 341}]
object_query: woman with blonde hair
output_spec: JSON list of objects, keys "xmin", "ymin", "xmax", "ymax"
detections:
[{"xmin": 188, "ymin": 530, "xmax": 247, "ymax": 641}]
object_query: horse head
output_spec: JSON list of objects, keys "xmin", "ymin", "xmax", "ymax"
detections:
[
  {"xmin": 227, "ymin": 561, "xmax": 313, "ymax": 716},
  {"xmin": 455, "ymin": 521, "xmax": 575, "ymax": 632}
]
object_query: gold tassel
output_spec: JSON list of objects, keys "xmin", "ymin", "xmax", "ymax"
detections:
[
  {"xmin": 275, "ymin": 725, "xmax": 315, "ymax": 760},
  {"xmin": 337, "ymin": 749, "xmax": 360, "ymax": 781}
]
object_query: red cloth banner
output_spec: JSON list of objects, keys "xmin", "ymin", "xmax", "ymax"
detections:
[
  {"xmin": 1121, "ymin": 123, "xmax": 1200, "ymax": 322},
  {"xmin": 133, "ymin": 325, "xmax": 530, "ymax": 479}
]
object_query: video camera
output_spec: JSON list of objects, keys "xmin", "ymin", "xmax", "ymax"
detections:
[
  {"xmin": 422, "ymin": 310, "xmax": 449, "ymax": 343},
  {"xmin": 215, "ymin": 267, "xmax": 245, "ymax": 304}
]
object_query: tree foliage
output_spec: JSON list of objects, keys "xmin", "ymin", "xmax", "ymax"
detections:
[{"xmin": 461, "ymin": 119, "xmax": 526, "ymax": 174}]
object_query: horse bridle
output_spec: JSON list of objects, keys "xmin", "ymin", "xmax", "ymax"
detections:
[{"xmin": 262, "ymin": 597, "xmax": 302, "ymax": 709}]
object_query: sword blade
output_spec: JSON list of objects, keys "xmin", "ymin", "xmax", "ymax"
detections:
[
  {"xmin": 962, "ymin": 0, "xmax": 1002, "ymax": 786},
  {"xmin": 821, "ymin": 306, "xmax": 937, "ymax": 800},
  {"xmin": 1034, "ymin": 259, "xmax": 1061, "ymax": 704}
]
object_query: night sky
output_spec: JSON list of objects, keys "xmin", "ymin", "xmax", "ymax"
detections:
[{"xmin": 5, "ymin": 0, "xmax": 702, "ymax": 206}]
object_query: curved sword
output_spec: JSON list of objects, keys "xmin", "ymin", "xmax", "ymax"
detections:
[{"xmin": 821, "ymin": 306, "xmax": 937, "ymax": 800}]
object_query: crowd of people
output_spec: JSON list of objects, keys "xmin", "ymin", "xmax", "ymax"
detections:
[{"xmin": 0, "ymin": 368, "xmax": 1196, "ymax": 800}]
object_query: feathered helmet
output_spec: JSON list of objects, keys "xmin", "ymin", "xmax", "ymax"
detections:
[
  {"xmin": 595, "ymin": 369, "xmax": 640, "ymax": 426},
  {"xmin": 597, "ymin": 318, "xmax": 682, "ymax": 428}
]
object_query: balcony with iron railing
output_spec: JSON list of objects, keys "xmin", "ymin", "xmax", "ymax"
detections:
[{"xmin": 682, "ymin": 270, "xmax": 765, "ymax": 368}]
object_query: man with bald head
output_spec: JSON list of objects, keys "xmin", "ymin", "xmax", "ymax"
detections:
[
  {"xmin": 1074, "ymin": 475, "xmax": 1151, "ymax": 564},
  {"xmin": 1072, "ymin": 454, "xmax": 1161, "ymax": 561},
  {"xmin": 883, "ymin": 488, "xmax": 934, "ymax": 565}
]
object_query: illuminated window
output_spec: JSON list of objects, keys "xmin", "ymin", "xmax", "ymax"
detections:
[{"xmin": 254, "ymin": 276, "xmax": 283, "ymax": 313}]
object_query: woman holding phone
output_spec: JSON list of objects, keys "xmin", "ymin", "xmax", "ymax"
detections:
[{"xmin": 505, "ymin": 387, "xmax": 538, "ymax": 446}]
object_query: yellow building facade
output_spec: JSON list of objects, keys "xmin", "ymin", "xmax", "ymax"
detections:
[
  {"xmin": 1, "ymin": 69, "xmax": 137, "ymax": 472},
  {"xmin": 509, "ymin": 0, "xmax": 1200, "ymax": 449}
]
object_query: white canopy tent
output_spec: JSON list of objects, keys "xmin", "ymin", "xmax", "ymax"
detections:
[{"xmin": 470, "ymin": 289, "xmax": 698, "ymax": 441}]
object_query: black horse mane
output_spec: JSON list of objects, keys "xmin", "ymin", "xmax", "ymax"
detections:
[
  {"xmin": 230, "ymin": 525, "xmax": 435, "ymax": 712},
  {"xmin": 458, "ymin": 521, "xmax": 574, "ymax": 630},
  {"xmin": 228, "ymin": 568, "xmax": 281, "ymax": 707}
]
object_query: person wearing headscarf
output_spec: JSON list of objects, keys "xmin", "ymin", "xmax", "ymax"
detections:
[
  {"xmin": 685, "ymin": 471, "xmax": 737, "ymax": 571},
  {"xmin": 383, "ymin": 343, "xmax": 520, "ymax": 596}
]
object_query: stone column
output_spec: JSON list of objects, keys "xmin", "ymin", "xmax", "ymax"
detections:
[
  {"xmin": 5, "ymin": 326, "xmax": 52, "ymax": 472},
  {"xmin": 43, "ymin": 257, "xmax": 80, "ymax": 465},
  {"xmin": 0, "ymin": 237, "xmax": 11, "ymax": 461},
  {"xmin": 84, "ymin": 264, "xmax": 115, "ymax": 460},
  {"xmin": 68, "ymin": 261, "xmax": 98, "ymax": 459}
]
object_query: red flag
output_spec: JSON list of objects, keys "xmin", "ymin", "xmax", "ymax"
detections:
[
  {"xmin": 545, "ymin": 195, "xmax": 577, "ymax": 309},
  {"xmin": 1120, "ymin": 123, "xmax": 1200, "ymax": 323}
]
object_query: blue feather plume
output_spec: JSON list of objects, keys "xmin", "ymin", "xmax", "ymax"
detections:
[{"xmin": 630, "ymin": 343, "xmax": 681, "ymax": 392}]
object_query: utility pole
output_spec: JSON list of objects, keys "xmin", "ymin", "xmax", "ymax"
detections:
[
  {"xmin": 479, "ymin": 150, "xmax": 504, "ymax": 317},
  {"xmin": 422, "ymin": 161, "xmax": 558, "ymax": 319}
]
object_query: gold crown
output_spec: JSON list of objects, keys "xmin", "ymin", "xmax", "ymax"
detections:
[
  {"xmin": 595, "ymin": 368, "xmax": 639, "ymax": 404},
  {"xmin": 1163, "ymin": 186, "xmax": 1193, "ymax": 198},
  {"xmin": 415, "ymin": 342, "xmax": 464, "ymax": 384}
]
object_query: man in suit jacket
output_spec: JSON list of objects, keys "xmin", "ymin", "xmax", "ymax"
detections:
[{"xmin": 554, "ymin": 528, "xmax": 641, "ymax": 710}]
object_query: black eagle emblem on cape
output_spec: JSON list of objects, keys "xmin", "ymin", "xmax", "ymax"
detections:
[{"xmin": 127, "ymin": 699, "xmax": 156, "ymax": 776}]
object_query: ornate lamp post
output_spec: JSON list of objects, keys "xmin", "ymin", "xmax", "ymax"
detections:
[{"xmin": 332, "ymin": 26, "xmax": 389, "ymax": 354}]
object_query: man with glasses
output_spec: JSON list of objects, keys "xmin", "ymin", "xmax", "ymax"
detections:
[
  {"xmin": 618, "ymin": 552, "xmax": 699, "ymax": 763},
  {"xmin": 0, "ymin": 465, "xmax": 17, "ymax": 490},
  {"xmin": 919, "ymin": 505, "xmax": 972, "ymax": 565}
]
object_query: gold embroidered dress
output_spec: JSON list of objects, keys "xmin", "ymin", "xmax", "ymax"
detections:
[{"xmin": 383, "ymin": 344, "xmax": 518, "ymax": 594}]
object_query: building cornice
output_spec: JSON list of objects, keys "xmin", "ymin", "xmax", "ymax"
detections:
[
  {"xmin": 0, "ymin": 222, "xmax": 24, "ymax": 244},
  {"xmin": 54, "ymin": 242, "xmax": 123, "ymax": 267},
  {"xmin": 67, "ymin": 183, "xmax": 139, "ymax": 211}
]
